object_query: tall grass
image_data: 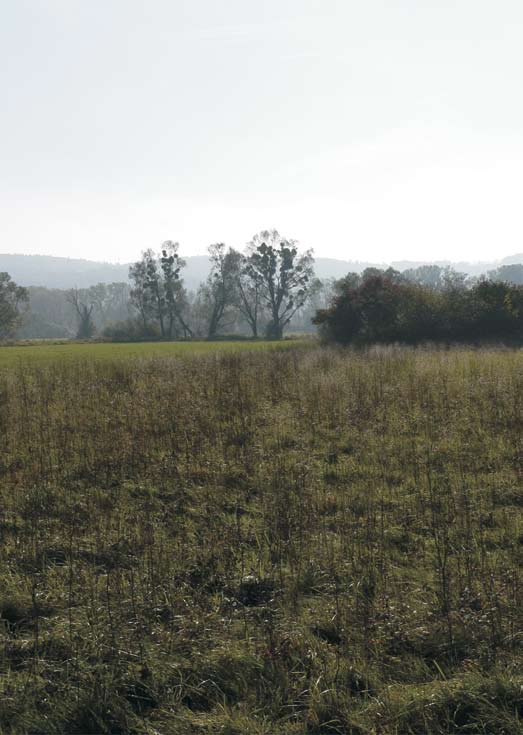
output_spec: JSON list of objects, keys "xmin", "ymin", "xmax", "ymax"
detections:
[{"xmin": 0, "ymin": 345, "xmax": 521, "ymax": 734}]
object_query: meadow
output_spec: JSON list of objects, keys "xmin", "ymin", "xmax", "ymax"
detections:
[
  {"xmin": 0, "ymin": 344, "xmax": 521, "ymax": 734},
  {"xmin": 0, "ymin": 339, "xmax": 297, "ymax": 368}
]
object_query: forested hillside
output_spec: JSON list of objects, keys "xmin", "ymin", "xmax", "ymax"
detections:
[{"xmin": 3, "ymin": 252, "xmax": 522, "ymax": 290}]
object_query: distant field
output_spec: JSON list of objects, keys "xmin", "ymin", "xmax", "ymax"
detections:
[{"xmin": 0, "ymin": 338, "xmax": 300, "ymax": 367}]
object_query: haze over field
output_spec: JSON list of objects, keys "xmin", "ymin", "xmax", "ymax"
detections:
[
  {"xmin": 1, "ymin": 252, "xmax": 522, "ymax": 291},
  {"xmin": 2, "ymin": 1, "xmax": 523, "ymax": 264}
]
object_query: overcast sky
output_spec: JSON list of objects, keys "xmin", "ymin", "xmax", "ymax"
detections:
[{"xmin": 2, "ymin": 0, "xmax": 523, "ymax": 263}]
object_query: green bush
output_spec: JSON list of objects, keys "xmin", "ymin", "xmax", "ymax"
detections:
[{"xmin": 314, "ymin": 273, "xmax": 523, "ymax": 344}]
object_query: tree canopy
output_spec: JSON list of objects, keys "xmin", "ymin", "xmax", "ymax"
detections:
[
  {"xmin": 314, "ymin": 270, "xmax": 523, "ymax": 345},
  {"xmin": 0, "ymin": 272, "xmax": 29, "ymax": 339},
  {"xmin": 245, "ymin": 230, "xmax": 315, "ymax": 339}
]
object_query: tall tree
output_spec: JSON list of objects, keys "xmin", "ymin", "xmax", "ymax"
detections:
[
  {"xmin": 144, "ymin": 248, "xmax": 166, "ymax": 336},
  {"xmin": 0, "ymin": 272, "xmax": 29, "ymax": 338},
  {"xmin": 244, "ymin": 230, "xmax": 315, "ymax": 339},
  {"xmin": 237, "ymin": 255, "xmax": 265, "ymax": 338},
  {"xmin": 129, "ymin": 242, "xmax": 191, "ymax": 339},
  {"xmin": 160, "ymin": 242, "xmax": 192, "ymax": 338},
  {"xmin": 199, "ymin": 243, "xmax": 242, "ymax": 339},
  {"xmin": 129, "ymin": 258, "xmax": 154, "ymax": 332}
]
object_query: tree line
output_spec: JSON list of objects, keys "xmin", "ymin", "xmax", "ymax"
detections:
[
  {"xmin": 95, "ymin": 230, "xmax": 317, "ymax": 341},
  {"xmin": 315, "ymin": 267, "xmax": 523, "ymax": 344},
  {"xmin": 3, "ymin": 231, "xmax": 323, "ymax": 341},
  {"xmin": 1, "ymin": 232, "xmax": 522, "ymax": 342}
]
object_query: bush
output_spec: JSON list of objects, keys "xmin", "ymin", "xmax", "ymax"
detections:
[
  {"xmin": 102, "ymin": 318, "xmax": 160, "ymax": 342},
  {"xmin": 314, "ymin": 273, "xmax": 523, "ymax": 345}
]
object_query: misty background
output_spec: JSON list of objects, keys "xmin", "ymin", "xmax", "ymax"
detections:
[
  {"xmin": 3, "ymin": 249, "xmax": 521, "ymax": 340},
  {"xmin": 2, "ymin": 1, "xmax": 523, "ymax": 264}
]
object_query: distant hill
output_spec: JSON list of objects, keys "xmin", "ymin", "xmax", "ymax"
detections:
[
  {"xmin": 1, "ymin": 252, "xmax": 522, "ymax": 290},
  {"xmin": 390, "ymin": 254, "xmax": 523, "ymax": 277},
  {"xmin": 0, "ymin": 255, "xmax": 130, "ymax": 289},
  {"xmin": 0, "ymin": 253, "xmax": 210, "ymax": 291}
]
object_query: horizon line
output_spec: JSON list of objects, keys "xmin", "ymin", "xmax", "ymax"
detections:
[{"xmin": 1, "ymin": 251, "xmax": 522, "ymax": 267}]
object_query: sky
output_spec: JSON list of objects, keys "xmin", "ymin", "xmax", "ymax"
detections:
[{"xmin": 2, "ymin": 0, "xmax": 523, "ymax": 264}]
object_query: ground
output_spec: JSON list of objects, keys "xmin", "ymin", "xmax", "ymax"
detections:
[{"xmin": 0, "ymin": 342, "xmax": 521, "ymax": 734}]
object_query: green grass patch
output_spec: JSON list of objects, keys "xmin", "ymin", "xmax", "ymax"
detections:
[{"xmin": 0, "ymin": 337, "xmax": 301, "ymax": 368}]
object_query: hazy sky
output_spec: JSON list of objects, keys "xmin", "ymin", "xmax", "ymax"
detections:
[{"xmin": 2, "ymin": 0, "xmax": 523, "ymax": 263}]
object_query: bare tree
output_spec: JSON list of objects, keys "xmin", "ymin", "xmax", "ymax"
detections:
[
  {"xmin": 82, "ymin": 282, "xmax": 132, "ymax": 330},
  {"xmin": 67, "ymin": 288, "xmax": 95, "ymax": 339}
]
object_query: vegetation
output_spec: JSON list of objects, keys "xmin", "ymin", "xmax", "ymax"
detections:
[
  {"xmin": 196, "ymin": 243, "xmax": 242, "ymax": 339},
  {"xmin": 487, "ymin": 264, "xmax": 523, "ymax": 285},
  {"xmin": 0, "ymin": 272, "xmax": 29, "ymax": 338},
  {"xmin": 243, "ymin": 230, "xmax": 315, "ymax": 339},
  {"xmin": 314, "ymin": 270, "xmax": 523, "ymax": 345},
  {"xmin": 0, "ymin": 344, "xmax": 521, "ymax": 734},
  {"xmin": 16, "ymin": 283, "xmax": 132, "ymax": 340},
  {"xmin": 129, "ymin": 243, "xmax": 192, "ymax": 340},
  {"xmin": 0, "ymin": 338, "xmax": 299, "ymax": 368},
  {"xmin": 9, "ymin": 232, "xmax": 325, "ymax": 341},
  {"xmin": 9, "ymin": 256, "xmax": 523, "ymax": 344},
  {"xmin": 126, "ymin": 231, "xmax": 316, "ymax": 341},
  {"xmin": 67, "ymin": 287, "xmax": 96, "ymax": 339}
]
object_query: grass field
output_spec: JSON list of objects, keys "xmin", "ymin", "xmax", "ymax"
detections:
[
  {"xmin": 0, "ymin": 338, "xmax": 299, "ymax": 368},
  {"xmin": 0, "ymin": 345, "xmax": 522, "ymax": 734}
]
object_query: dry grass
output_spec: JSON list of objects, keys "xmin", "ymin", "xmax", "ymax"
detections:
[{"xmin": 0, "ymin": 345, "xmax": 521, "ymax": 733}]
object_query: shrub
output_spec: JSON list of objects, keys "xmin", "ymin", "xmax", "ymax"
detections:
[{"xmin": 314, "ymin": 272, "xmax": 523, "ymax": 345}]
